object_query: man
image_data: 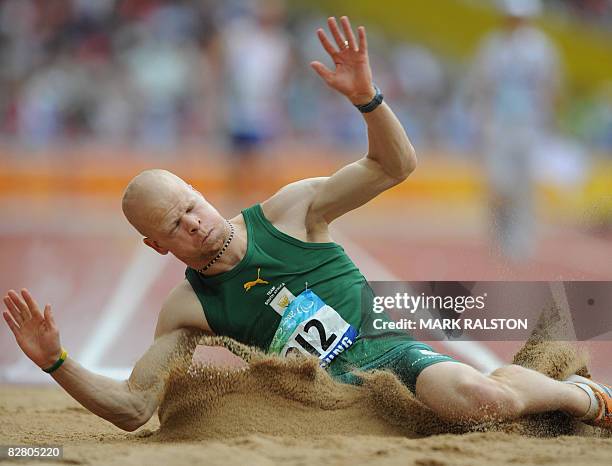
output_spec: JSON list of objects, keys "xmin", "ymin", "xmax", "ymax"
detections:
[
  {"xmin": 470, "ymin": 0, "xmax": 561, "ymax": 261},
  {"xmin": 3, "ymin": 17, "xmax": 611, "ymax": 432}
]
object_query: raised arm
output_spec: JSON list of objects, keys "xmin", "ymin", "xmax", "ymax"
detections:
[
  {"xmin": 308, "ymin": 16, "xmax": 417, "ymax": 224},
  {"xmin": 2, "ymin": 288, "xmax": 196, "ymax": 431}
]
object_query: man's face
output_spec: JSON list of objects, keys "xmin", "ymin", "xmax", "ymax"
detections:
[{"xmin": 124, "ymin": 171, "xmax": 228, "ymax": 269}]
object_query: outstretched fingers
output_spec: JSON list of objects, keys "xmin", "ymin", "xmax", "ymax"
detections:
[
  {"xmin": 340, "ymin": 16, "xmax": 357, "ymax": 51},
  {"xmin": 4, "ymin": 294, "xmax": 24, "ymax": 326},
  {"xmin": 3, "ymin": 310, "xmax": 20, "ymax": 335},
  {"xmin": 43, "ymin": 304, "xmax": 56, "ymax": 330},
  {"xmin": 21, "ymin": 288, "xmax": 42, "ymax": 320},
  {"xmin": 7, "ymin": 290, "xmax": 31, "ymax": 320},
  {"xmin": 327, "ymin": 16, "xmax": 346, "ymax": 49},
  {"xmin": 310, "ymin": 61, "xmax": 334, "ymax": 82},
  {"xmin": 320, "ymin": 17, "xmax": 366, "ymax": 55},
  {"xmin": 357, "ymin": 26, "xmax": 367, "ymax": 54},
  {"xmin": 317, "ymin": 28, "xmax": 337, "ymax": 57}
]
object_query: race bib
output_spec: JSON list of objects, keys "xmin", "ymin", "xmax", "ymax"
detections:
[{"xmin": 268, "ymin": 289, "xmax": 358, "ymax": 367}]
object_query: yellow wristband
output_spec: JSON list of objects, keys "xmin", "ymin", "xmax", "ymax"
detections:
[{"xmin": 42, "ymin": 348, "xmax": 68, "ymax": 374}]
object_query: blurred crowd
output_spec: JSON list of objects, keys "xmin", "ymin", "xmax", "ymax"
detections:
[
  {"xmin": 0, "ymin": 0, "xmax": 611, "ymax": 156},
  {"xmin": 545, "ymin": 0, "xmax": 612, "ymax": 25}
]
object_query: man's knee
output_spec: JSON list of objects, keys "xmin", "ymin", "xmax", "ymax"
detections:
[
  {"xmin": 453, "ymin": 370, "xmax": 524, "ymax": 421},
  {"xmin": 416, "ymin": 362, "xmax": 524, "ymax": 422}
]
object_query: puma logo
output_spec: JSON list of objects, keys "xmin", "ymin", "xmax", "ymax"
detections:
[{"xmin": 243, "ymin": 268, "xmax": 269, "ymax": 291}]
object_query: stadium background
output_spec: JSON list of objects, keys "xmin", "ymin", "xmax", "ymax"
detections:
[{"xmin": 1, "ymin": 0, "xmax": 611, "ymax": 386}]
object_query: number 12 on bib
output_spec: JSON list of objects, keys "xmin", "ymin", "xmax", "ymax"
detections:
[{"xmin": 268, "ymin": 289, "xmax": 358, "ymax": 367}]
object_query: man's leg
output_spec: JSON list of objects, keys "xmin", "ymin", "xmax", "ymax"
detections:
[
  {"xmin": 347, "ymin": 342, "xmax": 609, "ymax": 427},
  {"xmin": 415, "ymin": 362, "xmax": 592, "ymax": 422}
]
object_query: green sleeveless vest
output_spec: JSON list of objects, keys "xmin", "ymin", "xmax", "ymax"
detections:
[{"xmin": 185, "ymin": 204, "xmax": 414, "ymax": 375}]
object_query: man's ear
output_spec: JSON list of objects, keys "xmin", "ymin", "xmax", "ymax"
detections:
[{"xmin": 143, "ymin": 237, "xmax": 169, "ymax": 255}]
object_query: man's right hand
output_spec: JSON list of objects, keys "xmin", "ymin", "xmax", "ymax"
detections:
[
  {"xmin": 3, "ymin": 289, "xmax": 62, "ymax": 369},
  {"xmin": 3, "ymin": 286, "xmax": 198, "ymax": 432}
]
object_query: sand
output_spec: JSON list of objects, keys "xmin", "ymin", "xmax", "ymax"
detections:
[{"xmin": 1, "ymin": 306, "xmax": 611, "ymax": 465}]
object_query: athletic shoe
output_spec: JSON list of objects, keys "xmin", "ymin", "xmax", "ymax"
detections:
[{"xmin": 566, "ymin": 374, "xmax": 612, "ymax": 429}]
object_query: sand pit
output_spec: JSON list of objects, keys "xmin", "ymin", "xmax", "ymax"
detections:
[{"xmin": 1, "ymin": 306, "xmax": 611, "ymax": 465}]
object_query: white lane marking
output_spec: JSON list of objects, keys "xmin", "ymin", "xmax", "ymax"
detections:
[
  {"xmin": 78, "ymin": 244, "xmax": 169, "ymax": 368},
  {"xmin": 331, "ymin": 228, "xmax": 505, "ymax": 372},
  {"xmin": 330, "ymin": 229, "xmax": 398, "ymax": 281}
]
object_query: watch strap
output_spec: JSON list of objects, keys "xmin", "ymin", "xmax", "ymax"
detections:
[{"xmin": 354, "ymin": 85, "xmax": 384, "ymax": 113}]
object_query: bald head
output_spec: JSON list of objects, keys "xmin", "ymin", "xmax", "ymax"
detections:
[{"xmin": 122, "ymin": 169, "xmax": 190, "ymax": 237}]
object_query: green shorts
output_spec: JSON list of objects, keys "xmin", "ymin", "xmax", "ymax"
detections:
[{"xmin": 329, "ymin": 342, "xmax": 458, "ymax": 393}]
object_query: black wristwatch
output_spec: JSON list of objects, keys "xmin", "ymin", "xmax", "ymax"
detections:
[{"xmin": 354, "ymin": 85, "xmax": 384, "ymax": 113}]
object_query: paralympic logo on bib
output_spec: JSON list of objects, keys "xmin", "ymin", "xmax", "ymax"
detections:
[
  {"xmin": 296, "ymin": 300, "xmax": 315, "ymax": 314},
  {"xmin": 268, "ymin": 289, "xmax": 358, "ymax": 367}
]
